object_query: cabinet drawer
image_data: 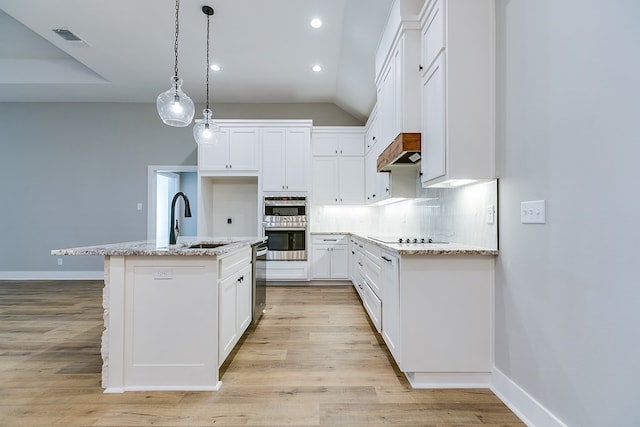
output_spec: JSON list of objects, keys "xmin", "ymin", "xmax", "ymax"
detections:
[
  {"xmin": 362, "ymin": 280, "xmax": 382, "ymax": 333},
  {"xmin": 311, "ymin": 234, "xmax": 347, "ymax": 245},
  {"xmin": 219, "ymin": 247, "xmax": 251, "ymax": 280}
]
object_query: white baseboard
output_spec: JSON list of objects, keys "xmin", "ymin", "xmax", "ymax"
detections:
[
  {"xmin": 0, "ymin": 271, "xmax": 104, "ymax": 281},
  {"xmin": 406, "ymin": 371, "xmax": 491, "ymax": 388},
  {"xmin": 491, "ymin": 367, "xmax": 567, "ymax": 427}
]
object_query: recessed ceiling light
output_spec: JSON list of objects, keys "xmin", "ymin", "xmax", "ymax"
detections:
[
  {"xmin": 310, "ymin": 18, "xmax": 322, "ymax": 29},
  {"xmin": 210, "ymin": 64, "xmax": 221, "ymax": 71},
  {"xmin": 312, "ymin": 65, "xmax": 322, "ymax": 72}
]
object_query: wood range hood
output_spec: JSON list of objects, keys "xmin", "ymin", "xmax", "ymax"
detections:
[{"xmin": 376, "ymin": 133, "xmax": 421, "ymax": 172}]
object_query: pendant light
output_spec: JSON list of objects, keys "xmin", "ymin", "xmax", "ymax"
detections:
[
  {"xmin": 194, "ymin": 6, "xmax": 218, "ymax": 144},
  {"xmin": 156, "ymin": 0, "xmax": 195, "ymax": 127}
]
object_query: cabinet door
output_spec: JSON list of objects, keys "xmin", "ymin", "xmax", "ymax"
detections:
[
  {"xmin": 365, "ymin": 113, "xmax": 379, "ymax": 153},
  {"xmin": 421, "ymin": 0, "xmax": 444, "ymax": 74},
  {"xmin": 381, "ymin": 253, "xmax": 401, "ymax": 364},
  {"xmin": 199, "ymin": 128, "xmax": 229, "ymax": 171},
  {"xmin": 228, "ymin": 128, "xmax": 259, "ymax": 170},
  {"xmin": 284, "ymin": 128, "xmax": 310, "ymax": 191},
  {"xmin": 218, "ymin": 273, "xmax": 238, "ymax": 363},
  {"xmin": 330, "ymin": 245, "xmax": 349, "ymax": 279},
  {"xmin": 338, "ymin": 134, "xmax": 365, "ymax": 156},
  {"xmin": 311, "ymin": 245, "xmax": 332, "ymax": 279},
  {"xmin": 421, "ymin": 54, "xmax": 446, "ymax": 183},
  {"xmin": 379, "ymin": 62, "xmax": 395, "ymax": 147},
  {"xmin": 262, "ymin": 128, "xmax": 285, "ymax": 191},
  {"xmin": 338, "ymin": 157, "xmax": 364, "ymax": 205},
  {"xmin": 312, "ymin": 157, "xmax": 338, "ymax": 205},
  {"xmin": 236, "ymin": 265, "xmax": 252, "ymax": 333},
  {"xmin": 311, "ymin": 134, "xmax": 339, "ymax": 156}
]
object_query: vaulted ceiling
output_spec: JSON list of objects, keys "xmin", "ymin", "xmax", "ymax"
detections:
[{"xmin": 0, "ymin": 0, "xmax": 394, "ymax": 122}]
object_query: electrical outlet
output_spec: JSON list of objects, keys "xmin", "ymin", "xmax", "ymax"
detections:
[
  {"xmin": 153, "ymin": 267, "xmax": 173, "ymax": 280},
  {"xmin": 57, "ymin": 258, "xmax": 63, "ymax": 266},
  {"xmin": 521, "ymin": 200, "xmax": 546, "ymax": 224},
  {"xmin": 137, "ymin": 203, "xmax": 143, "ymax": 211},
  {"xmin": 486, "ymin": 204, "xmax": 495, "ymax": 224}
]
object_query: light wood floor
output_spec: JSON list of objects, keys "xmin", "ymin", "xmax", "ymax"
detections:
[{"xmin": 0, "ymin": 280, "xmax": 524, "ymax": 426}]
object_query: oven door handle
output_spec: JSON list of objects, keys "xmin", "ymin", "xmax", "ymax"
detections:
[{"xmin": 264, "ymin": 227, "xmax": 307, "ymax": 231}]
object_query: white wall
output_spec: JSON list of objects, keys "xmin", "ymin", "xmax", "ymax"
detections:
[{"xmin": 495, "ymin": 1, "xmax": 640, "ymax": 425}]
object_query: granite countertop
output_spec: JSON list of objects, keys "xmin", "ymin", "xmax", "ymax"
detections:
[
  {"xmin": 51, "ymin": 236, "xmax": 266, "ymax": 257},
  {"xmin": 310, "ymin": 231, "xmax": 498, "ymax": 256}
]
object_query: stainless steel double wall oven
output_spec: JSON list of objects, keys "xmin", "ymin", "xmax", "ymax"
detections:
[{"xmin": 263, "ymin": 196, "xmax": 307, "ymax": 261}]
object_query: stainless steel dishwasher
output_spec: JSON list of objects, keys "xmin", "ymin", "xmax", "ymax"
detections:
[{"xmin": 251, "ymin": 240, "xmax": 267, "ymax": 326}]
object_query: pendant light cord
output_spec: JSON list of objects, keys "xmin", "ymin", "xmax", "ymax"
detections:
[
  {"xmin": 205, "ymin": 13, "xmax": 210, "ymax": 111},
  {"xmin": 174, "ymin": 0, "xmax": 180, "ymax": 77}
]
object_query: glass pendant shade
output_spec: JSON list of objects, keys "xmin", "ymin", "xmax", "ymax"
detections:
[
  {"xmin": 193, "ymin": 109, "xmax": 218, "ymax": 144},
  {"xmin": 156, "ymin": 76, "xmax": 195, "ymax": 127}
]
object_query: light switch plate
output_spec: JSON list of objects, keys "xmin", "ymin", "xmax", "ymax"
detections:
[
  {"xmin": 486, "ymin": 204, "xmax": 496, "ymax": 224},
  {"xmin": 521, "ymin": 200, "xmax": 546, "ymax": 224}
]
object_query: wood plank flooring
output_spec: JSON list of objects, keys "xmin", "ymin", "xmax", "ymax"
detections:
[{"xmin": 0, "ymin": 280, "xmax": 524, "ymax": 426}]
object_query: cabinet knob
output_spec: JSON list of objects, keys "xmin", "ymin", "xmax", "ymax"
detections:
[{"xmin": 419, "ymin": 64, "xmax": 423, "ymax": 71}]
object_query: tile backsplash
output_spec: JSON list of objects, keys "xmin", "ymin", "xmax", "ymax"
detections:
[{"xmin": 311, "ymin": 179, "xmax": 498, "ymax": 249}]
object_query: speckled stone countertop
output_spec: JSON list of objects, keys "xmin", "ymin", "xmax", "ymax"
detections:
[
  {"xmin": 51, "ymin": 236, "xmax": 266, "ymax": 257},
  {"xmin": 310, "ymin": 232, "xmax": 498, "ymax": 256}
]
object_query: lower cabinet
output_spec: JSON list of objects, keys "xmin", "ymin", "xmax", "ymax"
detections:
[
  {"xmin": 310, "ymin": 234, "xmax": 349, "ymax": 279},
  {"xmin": 218, "ymin": 247, "xmax": 252, "ymax": 365},
  {"xmin": 350, "ymin": 238, "xmax": 383, "ymax": 332},
  {"xmin": 349, "ymin": 238, "xmax": 495, "ymax": 388},
  {"xmin": 383, "ymin": 254, "xmax": 494, "ymax": 388}
]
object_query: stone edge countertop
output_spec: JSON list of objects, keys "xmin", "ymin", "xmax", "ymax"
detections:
[
  {"xmin": 310, "ymin": 232, "xmax": 498, "ymax": 256},
  {"xmin": 51, "ymin": 237, "xmax": 266, "ymax": 257}
]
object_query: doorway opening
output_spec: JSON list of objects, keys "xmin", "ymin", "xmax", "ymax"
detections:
[{"xmin": 147, "ymin": 165, "xmax": 198, "ymax": 244}]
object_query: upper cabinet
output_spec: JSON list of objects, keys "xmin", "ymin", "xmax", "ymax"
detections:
[
  {"xmin": 374, "ymin": 0, "xmax": 423, "ymax": 149},
  {"xmin": 262, "ymin": 124, "xmax": 312, "ymax": 193},
  {"xmin": 199, "ymin": 125, "xmax": 260, "ymax": 174},
  {"xmin": 419, "ymin": 0, "xmax": 495, "ymax": 187},
  {"xmin": 311, "ymin": 127, "xmax": 365, "ymax": 205}
]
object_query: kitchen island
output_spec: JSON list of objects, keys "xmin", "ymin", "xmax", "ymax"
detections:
[{"xmin": 52, "ymin": 237, "xmax": 265, "ymax": 393}]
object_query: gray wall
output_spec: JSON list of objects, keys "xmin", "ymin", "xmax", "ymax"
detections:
[
  {"xmin": 0, "ymin": 102, "xmax": 361, "ymax": 273},
  {"xmin": 495, "ymin": 1, "xmax": 640, "ymax": 425}
]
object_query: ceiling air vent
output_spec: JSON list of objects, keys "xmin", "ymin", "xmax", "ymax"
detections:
[{"xmin": 52, "ymin": 28, "xmax": 84, "ymax": 42}]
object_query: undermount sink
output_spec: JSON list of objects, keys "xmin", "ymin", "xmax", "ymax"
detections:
[{"xmin": 187, "ymin": 243, "xmax": 227, "ymax": 249}]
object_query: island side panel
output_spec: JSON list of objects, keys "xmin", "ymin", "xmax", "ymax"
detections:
[
  {"xmin": 103, "ymin": 255, "xmax": 126, "ymax": 393},
  {"xmin": 122, "ymin": 256, "xmax": 220, "ymax": 391}
]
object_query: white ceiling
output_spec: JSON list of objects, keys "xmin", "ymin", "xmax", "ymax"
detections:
[{"xmin": 0, "ymin": 0, "xmax": 394, "ymax": 121}]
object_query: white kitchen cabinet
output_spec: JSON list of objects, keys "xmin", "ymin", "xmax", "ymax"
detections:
[
  {"xmin": 381, "ymin": 251, "xmax": 401, "ymax": 362},
  {"xmin": 262, "ymin": 127, "xmax": 310, "ymax": 193},
  {"xmin": 419, "ymin": 0, "xmax": 495, "ymax": 187},
  {"xmin": 199, "ymin": 127, "xmax": 260, "ymax": 173},
  {"xmin": 385, "ymin": 253, "xmax": 494, "ymax": 388},
  {"xmin": 311, "ymin": 128, "xmax": 365, "ymax": 205},
  {"xmin": 421, "ymin": 54, "xmax": 446, "ymax": 182},
  {"xmin": 349, "ymin": 239, "xmax": 384, "ymax": 333},
  {"xmin": 218, "ymin": 247, "xmax": 252, "ymax": 364},
  {"xmin": 312, "ymin": 156, "xmax": 364, "ymax": 205},
  {"xmin": 311, "ymin": 234, "xmax": 349, "ymax": 279},
  {"xmin": 364, "ymin": 106, "xmax": 380, "ymax": 154},
  {"xmin": 374, "ymin": 7, "xmax": 422, "ymax": 153}
]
